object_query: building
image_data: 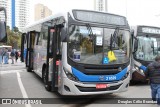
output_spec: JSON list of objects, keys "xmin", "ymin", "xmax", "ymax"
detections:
[
  {"xmin": 15, "ymin": 0, "xmax": 30, "ymax": 31},
  {"xmin": 0, "ymin": 0, "xmax": 30, "ymax": 31},
  {"xmin": 34, "ymin": 4, "xmax": 52, "ymax": 21},
  {"xmin": 94, "ymin": 0, "xmax": 107, "ymax": 12}
]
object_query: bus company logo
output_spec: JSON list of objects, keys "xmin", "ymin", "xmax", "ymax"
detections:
[
  {"xmin": 2, "ymin": 99, "xmax": 11, "ymax": 104},
  {"xmin": 99, "ymin": 76, "xmax": 105, "ymax": 81}
]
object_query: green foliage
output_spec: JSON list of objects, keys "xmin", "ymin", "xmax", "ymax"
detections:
[
  {"xmin": 6, "ymin": 26, "xmax": 22, "ymax": 49},
  {"xmin": 13, "ymin": 26, "xmax": 19, "ymax": 32}
]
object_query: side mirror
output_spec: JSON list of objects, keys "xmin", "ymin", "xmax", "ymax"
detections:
[
  {"xmin": 133, "ymin": 36, "xmax": 138, "ymax": 53},
  {"xmin": 131, "ymin": 30, "xmax": 138, "ymax": 53},
  {"xmin": 0, "ymin": 21, "xmax": 7, "ymax": 42},
  {"xmin": 0, "ymin": 7, "xmax": 7, "ymax": 43}
]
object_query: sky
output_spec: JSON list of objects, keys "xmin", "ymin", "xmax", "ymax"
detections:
[{"xmin": 29, "ymin": 0, "xmax": 160, "ymax": 27}]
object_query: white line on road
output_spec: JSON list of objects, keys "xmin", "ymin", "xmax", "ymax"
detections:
[
  {"xmin": 17, "ymin": 72, "xmax": 32, "ymax": 107},
  {"xmin": 0, "ymin": 69, "xmax": 25, "ymax": 74}
]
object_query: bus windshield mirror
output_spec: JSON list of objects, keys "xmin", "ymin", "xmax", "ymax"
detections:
[
  {"xmin": 113, "ymin": 27, "xmax": 119, "ymax": 46},
  {"xmin": 133, "ymin": 37, "xmax": 138, "ymax": 53},
  {"xmin": 86, "ymin": 23, "xmax": 96, "ymax": 53},
  {"xmin": 86, "ymin": 24, "xmax": 95, "ymax": 41},
  {"xmin": 110, "ymin": 27, "xmax": 119, "ymax": 51}
]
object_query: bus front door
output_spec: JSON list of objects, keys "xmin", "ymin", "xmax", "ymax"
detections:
[{"xmin": 46, "ymin": 25, "xmax": 62, "ymax": 91}]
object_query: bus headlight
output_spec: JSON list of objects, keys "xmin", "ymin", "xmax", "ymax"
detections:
[
  {"xmin": 122, "ymin": 72, "xmax": 129, "ymax": 80},
  {"xmin": 63, "ymin": 67, "xmax": 79, "ymax": 82}
]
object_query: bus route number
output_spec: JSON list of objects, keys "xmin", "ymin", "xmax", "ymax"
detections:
[{"xmin": 106, "ymin": 76, "xmax": 116, "ymax": 81}]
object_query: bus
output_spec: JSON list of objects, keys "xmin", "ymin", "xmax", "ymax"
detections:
[
  {"xmin": 21, "ymin": 9, "xmax": 131, "ymax": 95},
  {"xmin": 0, "ymin": 45, "xmax": 12, "ymax": 55},
  {"xmin": 131, "ymin": 25, "xmax": 160, "ymax": 83},
  {"xmin": 0, "ymin": 45, "xmax": 12, "ymax": 49},
  {"xmin": 0, "ymin": 45, "xmax": 11, "ymax": 63},
  {"xmin": 0, "ymin": 7, "xmax": 7, "ymax": 43}
]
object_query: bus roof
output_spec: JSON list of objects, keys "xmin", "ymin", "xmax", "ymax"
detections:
[
  {"xmin": 25, "ymin": 12, "xmax": 67, "ymax": 29},
  {"xmin": 131, "ymin": 25, "xmax": 160, "ymax": 37},
  {"xmin": 24, "ymin": 9, "xmax": 129, "ymax": 32}
]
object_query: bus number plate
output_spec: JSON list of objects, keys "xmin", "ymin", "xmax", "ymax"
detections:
[{"xmin": 96, "ymin": 84, "xmax": 107, "ymax": 89}]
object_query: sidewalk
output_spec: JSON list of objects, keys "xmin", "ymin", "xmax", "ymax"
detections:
[
  {"xmin": 0, "ymin": 58, "xmax": 25, "ymax": 67},
  {"xmin": 0, "ymin": 58, "xmax": 25, "ymax": 71}
]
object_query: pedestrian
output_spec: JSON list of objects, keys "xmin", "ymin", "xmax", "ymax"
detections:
[
  {"xmin": 10, "ymin": 49, "xmax": 15, "ymax": 64},
  {"xmin": 3, "ymin": 48, "xmax": 8, "ymax": 64},
  {"xmin": 24, "ymin": 48, "xmax": 27, "ymax": 63},
  {"xmin": 15, "ymin": 51, "xmax": 18, "ymax": 62},
  {"xmin": 145, "ymin": 55, "xmax": 160, "ymax": 105}
]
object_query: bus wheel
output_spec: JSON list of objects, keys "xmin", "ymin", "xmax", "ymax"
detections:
[
  {"xmin": 43, "ymin": 67, "xmax": 51, "ymax": 91},
  {"xmin": 27, "ymin": 68, "xmax": 32, "ymax": 72}
]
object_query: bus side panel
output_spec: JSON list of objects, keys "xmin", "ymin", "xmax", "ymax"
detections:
[{"xmin": 33, "ymin": 33, "xmax": 47, "ymax": 78}]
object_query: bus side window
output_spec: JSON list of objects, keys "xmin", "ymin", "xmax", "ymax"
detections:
[
  {"xmin": 24, "ymin": 35, "xmax": 26, "ymax": 44},
  {"xmin": 37, "ymin": 33, "xmax": 42, "ymax": 45},
  {"xmin": 43, "ymin": 30, "xmax": 48, "ymax": 48},
  {"xmin": 31, "ymin": 33, "xmax": 36, "ymax": 49},
  {"xmin": 35, "ymin": 32, "xmax": 40, "ymax": 45},
  {"xmin": 27, "ymin": 33, "xmax": 30, "ymax": 48}
]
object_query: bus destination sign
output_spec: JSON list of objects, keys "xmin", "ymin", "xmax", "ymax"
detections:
[
  {"xmin": 142, "ymin": 27, "xmax": 160, "ymax": 34},
  {"xmin": 73, "ymin": 10, "xmax": 127, "ymax": 26}
]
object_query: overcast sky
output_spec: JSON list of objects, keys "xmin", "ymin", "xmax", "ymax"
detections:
[{"xmin": 29, "ymin": 0, "xmax": 160, "ymax": 27}]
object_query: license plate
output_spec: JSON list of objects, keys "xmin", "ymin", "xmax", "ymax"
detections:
[{"xmin": 96, "ymin": 84, "xmax": 107, "ymax": 89}]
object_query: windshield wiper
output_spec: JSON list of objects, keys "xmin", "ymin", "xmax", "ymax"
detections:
[
  {"xmin": 107, "ymin": 27, "xmax": 119, "ymax": 62},
  {"xmin": 86, "ymin": 23, "xmax": 95, "ymax": 53},
  {"xmin": 110, "ymin": 27, "xmax": 119, "ymax": 51},
  {"xmin": 86, "ymin": 24, "xmax": 94, "ymax": 40}
]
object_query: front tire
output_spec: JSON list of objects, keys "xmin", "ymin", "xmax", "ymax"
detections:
[
  {"xmin": 43, "ymin": 67, "xmax": 51, "ymax": 91},
  {"xmin": 27, "ymin": 68, "xmax": 32, "ymax": 72}
]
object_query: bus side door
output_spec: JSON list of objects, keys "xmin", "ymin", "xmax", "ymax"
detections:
[{"xmin": 26, "ymin": 31, "xmax": 38, "ymax": 72}]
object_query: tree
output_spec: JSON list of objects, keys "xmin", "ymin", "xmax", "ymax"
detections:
[
  {"xmin": 13, "ymin": 26, "xmax": 19, "ymax": 32},
  {"xmin": 6, "ymin": 26, "xmax": 10, "ymax": 30},
  {"xmin": 6, "ymin": 26, "xmax": 22, "ymax": 49}
]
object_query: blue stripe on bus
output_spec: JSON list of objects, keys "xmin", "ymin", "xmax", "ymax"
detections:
[
  {"xmin": 139, "ymin": 65, "xmax": 147, "ymax": 71},
  {"xmin": 72, "ymin": 67, "xmax": 127, "ymax": 82}
]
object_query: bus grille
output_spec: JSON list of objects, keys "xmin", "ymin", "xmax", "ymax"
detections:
[
  {"xmin": 82, "ymin": 66, "xmax": 120, "ymax": 75},
  {"xmin": 75, "ymin": 84, "xmax": 122, "ymax": 92}
]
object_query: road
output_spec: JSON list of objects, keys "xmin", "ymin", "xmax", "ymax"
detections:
[{"xmin": 0, "ymin": 60, "xmax": 158, "ymax": 107}]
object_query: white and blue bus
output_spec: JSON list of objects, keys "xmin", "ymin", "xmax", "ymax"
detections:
[
  {"xmin": 131, "ymin": 25, "xmax": 160, "ymax": 83},
  {"xmin": 21, "ymin": 9, "xmax": 131, "ymax": 95},
  {"xmin": 0, "ymin": 7, "xmax": 7, "ymax": 43}
]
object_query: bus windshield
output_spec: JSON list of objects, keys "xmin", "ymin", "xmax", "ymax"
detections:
[
  {"xmin": 68, "ymin": 25, "xmax": 130, "ymax": 65},
  {"xmin": 135, "ymin": 36, "xmax": 160, "ymax": 61}
]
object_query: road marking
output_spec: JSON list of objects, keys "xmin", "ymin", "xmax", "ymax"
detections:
[
  {"xmin": 0, "ymin": 69, "xmax": 26, "ymax": 74},
  {"xmin": 61, "ymin": 104, "xmax": 78, "ymax": 107},
  {"xmin": 17, "ymin": 72, "xmax": 32, "ymax": 107}
]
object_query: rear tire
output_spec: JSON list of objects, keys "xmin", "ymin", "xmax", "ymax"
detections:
[{"xmin": 43, "ymin": 67, "xmax": 51, "ymax": 91}]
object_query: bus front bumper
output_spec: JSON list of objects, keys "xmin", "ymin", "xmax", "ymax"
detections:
[{"xmin": 58, "ymin": 73, "xmax": 130, "ymax": 96}]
